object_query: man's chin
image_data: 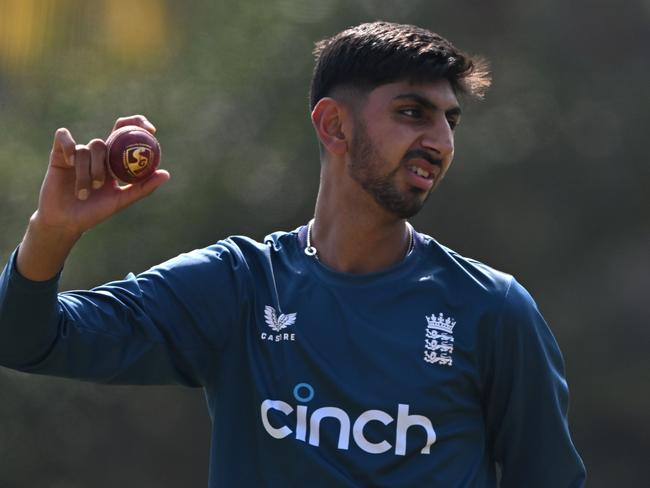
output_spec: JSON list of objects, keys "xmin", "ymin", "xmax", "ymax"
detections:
[
  {"xmin": 363, "ymin": 179, "xmax": 431, "ymax": 219},
  {"xmin": 395, "ymin": 205, "xmax": 425, "ymax": 219},
  {"xmin": 386, "ymin": 196, "xmax": 427, "ymax": 219},
  {"xmin": 404, "ymin": 189, "xmax": 432, "ymax": 215}
]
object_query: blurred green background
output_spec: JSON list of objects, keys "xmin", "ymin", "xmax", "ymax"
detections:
[{"xmin": 0, "ymin": 0, "xmax": 648, "ymax": 486}]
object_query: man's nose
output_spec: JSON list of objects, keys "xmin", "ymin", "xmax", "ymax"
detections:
[{"xmin": 420, "ymin": 116, "xmax": 454, "ymax": 158}]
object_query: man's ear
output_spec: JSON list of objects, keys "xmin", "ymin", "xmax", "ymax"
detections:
[{"xmin": 311, "ymin": 98, "xmax": 348, "ymax": 158}]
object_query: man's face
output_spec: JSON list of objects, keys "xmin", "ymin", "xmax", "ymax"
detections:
[{"xmin": 346, "ymin": 79, "xmax": 460, "ymax": 218}]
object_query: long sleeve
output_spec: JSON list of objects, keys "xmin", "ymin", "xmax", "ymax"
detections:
[
  {"xmin": 0, "ymin": 249, "xmax": 62, "ymax": 367},
  {"xmin": 483, "ymin": 278, "xmax": 586, "ymax": 487},
  {"xmin": 0, "ymin": 241, "xmax": 251, "ymax": 387}
]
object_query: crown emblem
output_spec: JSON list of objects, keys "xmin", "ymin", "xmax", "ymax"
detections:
[{"xmin": 426, "ymin": 313, "xmax": 456, "ymax": 334}]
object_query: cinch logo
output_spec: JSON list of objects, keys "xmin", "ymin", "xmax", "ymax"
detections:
[{"xmin": 260, "ymin": 383, "xmax": 436, "ymax": 456}]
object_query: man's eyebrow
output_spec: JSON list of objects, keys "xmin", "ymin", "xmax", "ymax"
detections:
[{"xmin": 393, "ymin": 93, "xmax": 462, "ymax": 117}]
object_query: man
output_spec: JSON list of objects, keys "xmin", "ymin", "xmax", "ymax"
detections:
[{"xmin": 0, "ymin": 22, "xmax": 585, "ymax": 487}]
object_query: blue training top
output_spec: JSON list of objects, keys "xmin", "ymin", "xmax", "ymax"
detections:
[{"xmin": 0, "ymin": 226, "xmax": 586, "ymax": 487}]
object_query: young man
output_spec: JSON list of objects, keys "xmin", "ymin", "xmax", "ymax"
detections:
[{"xmin": 0, "ymin": 22, "xmax": 585, "ymax": 487}]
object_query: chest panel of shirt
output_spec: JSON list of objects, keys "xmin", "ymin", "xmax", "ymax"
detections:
[{"xmin": 245, "ymin": 264, "xmax": 491, "ymax": 459}]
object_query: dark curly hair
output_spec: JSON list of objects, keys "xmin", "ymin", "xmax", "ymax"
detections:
[{"xmin": 309, "ymin": 21, "xmax": 491, "ymax": 110}]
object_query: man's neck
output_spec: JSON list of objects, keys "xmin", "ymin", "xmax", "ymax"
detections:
[{"xmin": 311, "ymin": 180, "xmax": 412, "ymax": 274}]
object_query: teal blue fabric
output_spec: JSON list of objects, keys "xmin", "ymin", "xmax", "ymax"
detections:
[{"xmin": 0, "ymin": 226, "xmax": 585, "ymax": 487}]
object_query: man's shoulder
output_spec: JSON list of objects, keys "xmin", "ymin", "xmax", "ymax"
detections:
[
  {"xmin": 184, "ymin": 229, "xmax": 298, "ymax": 260},
  {"xmin": 416, "ymin": 231, "xmax": 514, "ymax": 299},
  {"xmin": 184, "ymin": 229, "xmax": 301, "ymax": 268}
]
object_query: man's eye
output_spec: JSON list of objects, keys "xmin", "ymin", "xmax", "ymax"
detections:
[
  {"xmin": 400, "ymin": 108, "xmax": 422, "ymax": 118},
  {"xmin": 448, "ymin": 118, "xmax": 460, "ymax": 130}
]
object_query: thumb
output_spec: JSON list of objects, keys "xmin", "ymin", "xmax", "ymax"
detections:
[{"xmin": 116, "ymin": 170, "xmax": 171, "ymax": 211}]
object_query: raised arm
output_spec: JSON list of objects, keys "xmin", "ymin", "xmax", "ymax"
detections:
[
  {"xmin": 17, "ymin": 115, "xmax": 169, "ymax": 281},
  {"xmin": 1, "ymin": 119, "xmax": 248, "ymax": 385}
]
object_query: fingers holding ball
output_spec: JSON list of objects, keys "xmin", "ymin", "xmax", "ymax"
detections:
[{"xmin": 54, "ymin": 117, "xmax": 162, "ymax": 202}]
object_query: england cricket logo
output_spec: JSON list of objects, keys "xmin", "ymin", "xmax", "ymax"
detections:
[
  {"xmin": 423, "ymin": 313, "xmax": 456, "ymax": 366},
  {"xmin": 261, "ymin": 305, "xmax": 297, "ymax": 342}
]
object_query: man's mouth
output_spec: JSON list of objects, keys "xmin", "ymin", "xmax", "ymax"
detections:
[
  {"xmin": 403, "ymin": 160, "xmax": 437, "ymax": 191},
  {"xmin": 407, "ymin": 165, "xmax": 433, "ymax": 179},
  {"xmin": 402, "ymin": 149, "xmax": 442, "ymax": 180}
]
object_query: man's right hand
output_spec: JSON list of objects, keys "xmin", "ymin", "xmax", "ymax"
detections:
[{"xmin": 16, "ymin": 115, "xmax": 170, "ymax": 281}]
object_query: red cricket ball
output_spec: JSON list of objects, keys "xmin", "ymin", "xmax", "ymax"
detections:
[{"xmin": 105, "ymin": 125, "xmax": 161, "ymax": 183}]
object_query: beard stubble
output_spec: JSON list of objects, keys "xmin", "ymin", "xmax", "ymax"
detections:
[{"xmin": 348, "ymin": 119, "xmax": 431, "ymax": 219}]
